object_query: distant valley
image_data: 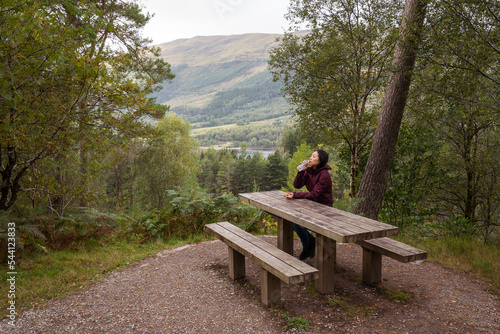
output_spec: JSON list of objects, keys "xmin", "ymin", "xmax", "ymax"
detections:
[{"xmin": 151, "ymin": 33, "xmax": 293, "ymax": 148}]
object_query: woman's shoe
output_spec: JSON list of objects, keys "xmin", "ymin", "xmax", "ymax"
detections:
[
  {"xmin": 299, "ymin": 249, "xmax": 309, "ymax": 260},
  {"xmin": 299, "ymin": 244, "xmax": 315, "ymax": 260}
]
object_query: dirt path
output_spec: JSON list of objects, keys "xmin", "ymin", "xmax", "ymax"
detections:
[{"xmin": 1, "ymin": 236, "xmax": 499, "ymax": 333}]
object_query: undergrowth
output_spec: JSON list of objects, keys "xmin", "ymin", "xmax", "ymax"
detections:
[{"xmin": 395, "ymin": 229, "xmax": 500, "ymax": 296}]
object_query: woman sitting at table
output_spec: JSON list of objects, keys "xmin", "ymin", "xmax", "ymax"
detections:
[{"xmin": 285, "ymin": 149, "xmax": 333, "ymax": 260}]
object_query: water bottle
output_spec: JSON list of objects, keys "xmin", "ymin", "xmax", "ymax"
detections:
[{"xmin": 297, "ymin": 161, "xmax": 308, "ymax": 171}]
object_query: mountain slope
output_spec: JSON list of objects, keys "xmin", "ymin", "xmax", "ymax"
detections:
[{"xmin": 152, "ymin": 33, "xmax": 290, "ymax": 128}]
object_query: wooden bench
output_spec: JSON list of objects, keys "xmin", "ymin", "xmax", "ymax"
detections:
[
  {"xmin": 356, "ymin": 237, "xmax": 428, "ymax": 285},
  {"xmin": 205, "ymin": 221, "xmax": 319, "ymax": 306}
]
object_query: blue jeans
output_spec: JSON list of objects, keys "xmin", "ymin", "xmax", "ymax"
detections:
[{"xmin": 294, "ymin": 224, "xmax": 315, "ymax": 251}]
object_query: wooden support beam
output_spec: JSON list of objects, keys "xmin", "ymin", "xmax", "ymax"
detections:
[
  {"xmin": 261, "ymin": 268, "xmax": 281, "ymax": 306},
  {"xmin": 228, "ymin": 247, "xmax": 245, "ymax": 280},
  {"xmin": 277, "ymin": 217, "xmax": 294, "ymax": 255},
  {"xmin": 315, "ymin": 235, "xmax": 336, "ymax": 294},
  {"xmin": 362, "ymin": 248, "xmax": 382, "ymax": 286}
]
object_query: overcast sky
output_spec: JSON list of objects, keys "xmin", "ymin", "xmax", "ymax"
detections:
[{"xmin": 140, "ymin": 0, "xmax": 292, "ymax": 45}]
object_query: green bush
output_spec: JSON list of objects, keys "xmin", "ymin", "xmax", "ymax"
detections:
[
  {"xmin": 132, "ymin": 188, "xmax": 262, "ymax": 241},
  {"xmin": 0, "ymin": 208, "xmax": 130, "ymax": 261}
]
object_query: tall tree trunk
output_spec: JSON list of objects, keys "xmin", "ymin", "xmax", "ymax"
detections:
[
  {"xmin": 349, "ymin": 140, "xmax": 360, "ymax": 199},
  {"xmin": 356, "ymin": 0, "xmax": 429, "ymax": 219},
  {"xmin": 464, "ymin": 121, "xmax": 478, "ymax": 226}
]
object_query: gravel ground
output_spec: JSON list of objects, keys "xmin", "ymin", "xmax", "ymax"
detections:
[{"xmin": 1, "ymin": 236, "xmax": 499, "ymax": 333}]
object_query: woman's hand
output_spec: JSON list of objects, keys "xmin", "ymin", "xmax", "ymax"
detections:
[{"xmin": 285, "ymin": 192, "xmax": 294, "ymax": 199}]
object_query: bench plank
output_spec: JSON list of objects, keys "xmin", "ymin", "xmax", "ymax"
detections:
[
  {"xmin": 357, "ymin": 237, "xmax": 428, "ymax": 263},
  {"xmin": 206, "ymin": 222, "xmax": 318, "ymax": 284},
  {"xmin": 206, "ymin": 223, "xmax": 302, "ymax": 283},
  {"xmin": 356, "ymin": 237, "xmax": 428, "ymax": 285},
  {"xmin": 220, "ymin": 222, "xmax": 318, "ymax": 281}
]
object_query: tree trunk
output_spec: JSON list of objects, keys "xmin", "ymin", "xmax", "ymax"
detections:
[
  {"xmin": 349, "ymin": 141, "xmax": 360, "ymax": 198},
  {"xmin": 464, "ymin": 121, "xmax": 478, "ymax": 226},
  {"xmin": 356, "ymin": 0, "xmax": 429, "ymax": 219}
]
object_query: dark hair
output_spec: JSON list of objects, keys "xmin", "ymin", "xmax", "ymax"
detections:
[{"xmin": 316, "ymin": 149, "xmax": 329, "ymax": 169}]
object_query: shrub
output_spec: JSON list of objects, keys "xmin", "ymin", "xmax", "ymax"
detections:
[
  {"xmin": 132, "ymin": 188, "xmax": 262, "ymax": 241},
  {"xmin": 0, "ymin": 208, "xmax": 129, "ymax": 261}
]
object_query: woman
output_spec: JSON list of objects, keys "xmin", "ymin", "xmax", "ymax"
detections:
[{"xmin": 285, "ymin": 149, "xmax": 333, "ymax": 260}]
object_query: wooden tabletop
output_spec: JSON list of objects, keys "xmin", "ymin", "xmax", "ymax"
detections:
[{"xmin": 238, "ymin": 190, "xmax": 398, "ymax": 243}]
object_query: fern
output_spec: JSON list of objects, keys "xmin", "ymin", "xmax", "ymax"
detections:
[{"xmin": 132, "ymin": 187, "xmax": 263, "ymax": 241}]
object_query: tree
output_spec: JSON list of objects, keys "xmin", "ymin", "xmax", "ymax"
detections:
[
  {"xmin": 0, "ymin": 0, "xmax": 174, "ymax": 211},
  {"xmin": 198, "ymin": 148, "xmax": 221, "ymax": 194},
  {"xmin": 424, "ymin": 0, "xmax": 500, "ymax": 103},
  {"xmin": 216, "ymin": 154, "xmax": 237, "ymax": 195},
  {"xmin": 135, "ymin": 114, "xmax": 199, "ymax": 209},
  {"xmin": 356, "ymin": 0, "xmax": 429, "ymax": 219},
  {"xmin": 285, "ymin": 142, "xmax": 313, "ymax": 192},
  {"xmin": 269, "ymin": 0, "xmax": 402, "ymax": 198},
  {"xmin": 280, "ymin": 126, "xmax": 301, "ymax": 157},
  {"xmin": 379, "ymin": 114, "xmax": 440, "ymax": 227},
  {"xmin": 408, "ymin": 0, "xmax": 500, "ymax": 240},
  {"xmin": 264, "ymin": 150, "xmax": 289, "ymax": 191}
]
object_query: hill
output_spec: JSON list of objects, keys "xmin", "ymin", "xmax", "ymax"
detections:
[{"xmin": 151, "ymin": 33, "xmax": 292, "ymax": 135}]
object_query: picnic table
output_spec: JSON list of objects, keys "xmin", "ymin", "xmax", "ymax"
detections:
[{"xmin": 238, "ymin": 190, "xmax": 404, "ymax": 293}]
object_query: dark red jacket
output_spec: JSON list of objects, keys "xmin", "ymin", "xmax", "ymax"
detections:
[{"xmin": 293, "ymin": 164, "xmax": 333, "ymax": 206}]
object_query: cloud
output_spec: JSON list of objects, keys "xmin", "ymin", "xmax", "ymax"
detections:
[{"xmin": 140, "ymin": 0, "xmax": 290, "ymax": 44}]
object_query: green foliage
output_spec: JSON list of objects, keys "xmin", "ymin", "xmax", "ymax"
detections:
[
  {"xmin": 171, "ymin": 74, "xmax": 288, "ymax": 127},
  {"xmin": 280, "ymin": 312, "xmax": 310, "ymax": 332},
  {"xmin": 430, "ymin": 216, "xmax": 479, "ymax": 239},
  {"xmin": 0, "ymin": 0, "xmax": 174, "ymax": 211},
  {"xmin": 134, "ymin": 114, "xmax": 199, "ymax": 209},
  {"xmin": 131, "ymin": 188, "xmax": 262, "ymax": 241},
  {"xmin": 0, "ymin": 207, "xmax": 131, "ymax": 260},
  {"xmin": 281, "ymin": 126, "xmax": 301, "ymax": 157},
  {"xmin": 0, "ymin": 215, "xmax": 46, "ymax": 261},
  {"xmin": 270, "ymin": 0, "xmax": 401, "ymax": 197},
  {"xmin": 379, "ymin": 286, "xmax": 413, "ymax": 304},
  {"xmin": 266, "ymin": 150, "xmax": 289, "ymax": 191},
  {"xmin": 380, "ymin": 119, "xmax": 440, "ymax": 228},
  {"xmin": 197, "ymin": 147, "xmax": 289, "ymax": 196},
  {"xmin": 285, "ymin": 142, "xmax": 313, "ymax": 191},
  {"xmin": 400, "ymin": 0, "xmax": 500, "ymax": 240},
  {"xmin": 332, "ymin": 190, "xmax": 364, "ymax": 213}
]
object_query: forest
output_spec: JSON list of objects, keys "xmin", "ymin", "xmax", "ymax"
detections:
[
  {"xmin": 0, "ymin": 0, "xmax": 499, "ymax": 316},
  {"xmin": 168, "ymin": 70, "xmax": 289, "ymax": 128}
]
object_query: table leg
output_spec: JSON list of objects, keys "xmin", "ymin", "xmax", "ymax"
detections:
[
  {"xmin": 315, "ymin": 235, "xmax": 336, "ymax": 294},
  {"xmin": 277, "ymin": 217, "xmax": 294, "ymax": 255},
  {"xmin": 362, "ymin": 247, "xmax": 382, "ymax": 285}
]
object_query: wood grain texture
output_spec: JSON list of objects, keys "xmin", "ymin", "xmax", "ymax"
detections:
[
  {"xmin": 239, "ymin": 191, "xmax": 398, "ymax": 243},
  {"xmin": 205, "ymin": 222, "xmax": 319, "ymax": 284}
]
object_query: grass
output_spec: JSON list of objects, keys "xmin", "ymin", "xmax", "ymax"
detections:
[
  {"xmin": 395, "ymin": 233, "xmax": 500, "ymax": 296},
  {"xmin": 327, "ymin": 295, "xmax": 373, "ymax": 318},
  {"xmin": 280, "ymin": 312, "xmax": 310, "ymax": 331},
  {"xmin": 378, "ymin": 286, "xmax": 413, "ymax": 304},
  {"xmin": 0, "ymin": 234, "xmax": 209, "ymax": 319},
  {"xmin": 327, "ymin": 295, "xmax": 349, "ymax": 307}
]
